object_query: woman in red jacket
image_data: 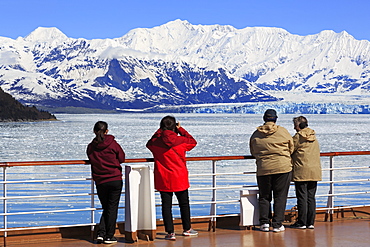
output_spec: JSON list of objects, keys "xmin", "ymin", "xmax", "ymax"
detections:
[
  {"xmin": 87, "ymin": 121, "xmax": 125, "ymax": 244},
  {"xmin": 146, "ymin": 115, "xmax": 198, "ymax": 241}
]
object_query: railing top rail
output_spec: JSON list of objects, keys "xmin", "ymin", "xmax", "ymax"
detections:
[
  {"xmin": 0, "ymin": 160, "xmax": 89, "ymax": 167},
  {"xmin": 320, "ymin": 151, "xmax": 370, "ymax": 156},
  {"xmin": 1, "ymin": 151, "xmax": 370, "ymax": 167},
  {"xmin": 0, "ymin": 155, "xmax": 254, "ymax": 167}
]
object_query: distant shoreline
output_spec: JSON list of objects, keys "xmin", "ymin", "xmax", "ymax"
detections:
[
  {"xmin": 37, "ymin": 102, "xmax": 370, "ymax": 114},
  {"xmin": 0, "ymin": 118, "xmax": 58, "ymax": 123}
]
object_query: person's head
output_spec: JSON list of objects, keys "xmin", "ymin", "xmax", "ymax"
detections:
[
  {"xmin": 160, "ymin": 115, "xmax": 177, "ymax": 132},
  {"xmin": 263, "ymin": 109, "xmax": 278, "ymax": 123},
  {"xmin": 293, "ymin": 116, "xmax": 308, "ymax": 132},
  {"xmin": 93, "ymin": 121, "xmax": 108, "ymax": 143}
]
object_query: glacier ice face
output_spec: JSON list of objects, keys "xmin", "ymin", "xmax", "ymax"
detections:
[{"xmin": 145, "ymin": 102, "xmax": 370, "ymax": 114}]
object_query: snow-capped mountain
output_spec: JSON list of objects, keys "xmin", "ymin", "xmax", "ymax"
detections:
[{"xmin": 1, "ymin": 20, "xmax": 370, "ymax": 112}]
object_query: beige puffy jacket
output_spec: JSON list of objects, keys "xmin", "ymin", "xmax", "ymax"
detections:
[
  {"xmin": 291, "ymin": 127, "xmax": 322, "ymax": 181},
  {"xmin": 250, "ymin": 122, "xmax": 294, "ymax": 176}
]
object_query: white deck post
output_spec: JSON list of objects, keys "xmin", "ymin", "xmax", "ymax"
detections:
[{"xmin": 124, "ymin": 165, "xmax": 156, "ymax": 242}]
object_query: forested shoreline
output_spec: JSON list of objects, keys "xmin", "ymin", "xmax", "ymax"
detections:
[{"xmin": 0, "ymin": 87, "xmax": 56, "ymax": 122}]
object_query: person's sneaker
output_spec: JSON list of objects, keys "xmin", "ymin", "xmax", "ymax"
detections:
[
  {"xmin": 307, "ymin": 225, "xmax": 315, "ymax": 229},
  {"xmin": 104, "ymin": 236, "xmax": 117, "ymax": 244},
  {"xmin": 183, "ymin": 228, "xmax": 198, "ymax": 236},
  {"xmin": 96, "ymin": 235, "xmax": 104, "ymax": 243},
  {"xmin": 260, "ymin": 223, "xmax": 270, "ymax": 232},
  {"xmin": 165, "ymin": 233, "xmax": 176, "ymax": 240},
  {"xmin": 273, "ymin": 225, "xmax": 285, "ymax": 232},
  {"xmin": 290, "ymin": 222, "xmax": 307, "ymax": 229}
]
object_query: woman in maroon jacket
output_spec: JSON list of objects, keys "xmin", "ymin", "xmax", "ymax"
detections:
[
  {"xmin": 146, "ymin": 115, "xmax": 198, "ymax": 241},
  {"xmin": 87, "ymin": 121, "xmax": 125, "ymax": 244}
]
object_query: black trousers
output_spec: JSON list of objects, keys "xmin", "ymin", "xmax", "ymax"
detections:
[
  {"xmin": 257, "ymin": 171, "xmax": 292, "ymax": 228},
  {"xmin": 294, "ymin": 181, "xmax": 317, "ymax": 226},
  {"xmin": 160, "ymin": 190, "xmax": 191, "ymax": 234},
  {"xmin": 96, "ymin": 180, "xmax": 123, "ymax": 238}
]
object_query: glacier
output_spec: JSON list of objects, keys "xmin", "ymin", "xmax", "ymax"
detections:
[
  {"xmin": 141, "ymin": 102, "xmax": 370, "ymax": 114},
  {"xmin": 1, "ymin": 19, "xmax": 370, "ymax": 113}
]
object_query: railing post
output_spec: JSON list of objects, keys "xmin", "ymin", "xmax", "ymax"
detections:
[
  {"xmin": 208, "ymin": 160, "xmax": 217, "ymax": 232},
  {"xmin": 325, "ymin": 155, "xmax": 334, "ymax": 222},
  {"xmin": 3, "ymin": 167, "xmax": 7, "ymax": 246},
  {"xmin": 90, "ymin": 179, "xmax": 95, "ymax": 240}
]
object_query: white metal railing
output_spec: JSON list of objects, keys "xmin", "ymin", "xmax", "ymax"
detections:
[{"xmin": 0, "ymin": 151, "xmax": 369, "ymax": 239}]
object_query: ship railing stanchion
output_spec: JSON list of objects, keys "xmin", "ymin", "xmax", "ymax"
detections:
[
  {"xmin": 90, "ymin": 178, "xmax": 95, "ymax": 241},
  {"xmin": 325, "ymin": 155, "xmax": 335, "ymax": 222},
  {"xmin": 208, "ymin": 160, "xmax": 217, "ymax": 232},
  {"xmin": 3, "ymin": 166, "xmax": 7, "ymax": 247}
]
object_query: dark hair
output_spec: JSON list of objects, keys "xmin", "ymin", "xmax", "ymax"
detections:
[
  {"xmin": 160, "ymin": 115, "xmax": 177, "ymax": 132},
  {"xmin": 293, "ymin": 116, "xmax": 308, "ymax": 129},
  {"xmin": 93, "ymin": 121, "xmax": 108, "ymax": 143}
]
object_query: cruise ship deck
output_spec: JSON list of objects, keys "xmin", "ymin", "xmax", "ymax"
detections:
[
  {"xmin": 1, "ymin": 152, "xmax": 369, "ymax": 246},
  {"xmin": 4, "ymin": 210, "xmax": 370, "ymax": 247}
]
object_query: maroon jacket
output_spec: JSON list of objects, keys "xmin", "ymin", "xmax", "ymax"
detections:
[
  {"xmin": 87, "ymin": 134, "xmax": 125, "ymax": 185},
  {"xmin": 146, "ymin": 127, "xmax": 197, "ymax": 192}
]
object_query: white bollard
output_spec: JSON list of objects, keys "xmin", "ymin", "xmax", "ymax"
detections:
[
  {"xmin": 239, "ymin": 189, "xmax": 259, "ymax": 227},
  {"xmin": 125, "ymin": 165, "xmax": 156, "ymax": 242}
]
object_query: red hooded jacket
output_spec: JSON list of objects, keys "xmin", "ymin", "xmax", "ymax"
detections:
[
  {"xmin": 87, "ymin": 135, "xmax": 125, "ymax": 185},
  {"xmin": 146, "ymin": 127, "xmax": 197, "ymax": 192}
]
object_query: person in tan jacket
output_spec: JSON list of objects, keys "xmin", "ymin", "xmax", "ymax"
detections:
[
  {"xmin": 290, "ymin": 116, "xmax": 322, "ymax": 229},
  {"xmin": 250, "ymin": 109, "xmax": 294, "ymax": 232}
]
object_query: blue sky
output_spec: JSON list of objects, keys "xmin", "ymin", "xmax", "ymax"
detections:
[{"xmin": 1, "ymin": 0, "xmax": 369, "ymax": 41}]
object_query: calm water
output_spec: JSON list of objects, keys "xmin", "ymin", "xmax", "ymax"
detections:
[{"xmin": 0, "ymin": 113, "xmax": 369, "ymax": 227}]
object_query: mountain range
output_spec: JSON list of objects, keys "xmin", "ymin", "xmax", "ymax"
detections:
[{"xmin": 1, "ymin": 19, "xmax": 370, "ymax": 113}]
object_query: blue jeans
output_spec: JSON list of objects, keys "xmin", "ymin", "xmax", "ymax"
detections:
[{"xmin": 257, "ymin": 171, "xmax": 292, "ymax": 228}]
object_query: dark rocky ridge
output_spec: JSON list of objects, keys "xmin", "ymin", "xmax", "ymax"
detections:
[{"xmin": 0, "ymin": 87, "xmax": 56, "ymax": 122}]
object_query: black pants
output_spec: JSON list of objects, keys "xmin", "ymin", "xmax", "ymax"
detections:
[
  {"xmin": 294, "ymin": 181, "xmax": 317, "ymax": 226},
  {"xmin": 257, "ymin": 171, "xmax": 292, "ymax": 228},
  {"xmin": 160, "ymin": 190, "xmax": 191, "ymax": 234},
  {"xmin": 96, "ymin": 180, "xmax": 123, "ymax": 238}
]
